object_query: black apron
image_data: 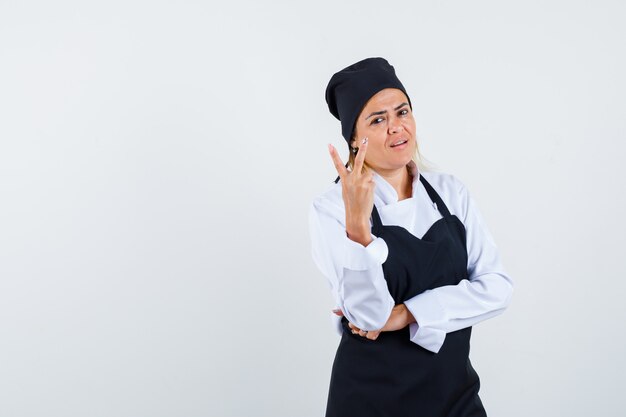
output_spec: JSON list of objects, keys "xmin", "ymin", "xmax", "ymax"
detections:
[{"xmin": 325, "ymin": 175, "xmax": 486, "ymax": 417}]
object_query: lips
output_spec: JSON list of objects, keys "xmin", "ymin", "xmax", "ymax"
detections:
[{"xmin": 390, "ymin": 139, "xmax": 408, "ymax": 148}]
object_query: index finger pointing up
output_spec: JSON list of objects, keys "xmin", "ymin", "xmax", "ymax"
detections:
[
  {"xmin": 353, "ymin": 137, "xmax": 368, "ymax": 174},
  {"xmin": 328, "ymin": 143, "xmax": 348, "ymax": 179}
]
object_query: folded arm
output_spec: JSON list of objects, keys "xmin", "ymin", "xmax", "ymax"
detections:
[
  {"xmin": 404, "ymin": 178, "xmax": 514, "ymax": 353},
  {"xmin": 309, "ymin": 197, "xmax": 395, "ymax": 331}
]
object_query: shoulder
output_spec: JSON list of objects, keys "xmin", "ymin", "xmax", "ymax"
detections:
[
  {"xmin": 419, "ymin": 170, "xmax": 467, "ymax": 196},
  {"xmin": 310, "ymin": 181, "xmax": 346, "ymax": 225}
]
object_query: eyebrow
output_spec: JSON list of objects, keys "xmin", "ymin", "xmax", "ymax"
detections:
[{"xmin": 364, "ymin": 102, "xmax": 410, "ymax": 120}]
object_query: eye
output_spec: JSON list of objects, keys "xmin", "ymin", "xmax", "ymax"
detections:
[
  {"xmin": 398, "ymin": 109, "xmax": 409, "ymax": 116},
  {"xmin": 370, "ymin": 117, "xmax": 385, "ymax": 125}
]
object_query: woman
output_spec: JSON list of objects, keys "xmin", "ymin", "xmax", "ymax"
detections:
[{"xmin": 309, "ymin": 57, "xmax": 514, "ymax": 416}]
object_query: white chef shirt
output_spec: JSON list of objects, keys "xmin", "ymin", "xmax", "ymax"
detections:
[{"xmin": 308, "ymin": 160, "xmax": 514, "ymax": 353}]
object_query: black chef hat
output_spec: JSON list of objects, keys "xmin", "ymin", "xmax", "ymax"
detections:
[{"xmin": 325, "ymin": 57, "xmax": 412, "ymax": 146}]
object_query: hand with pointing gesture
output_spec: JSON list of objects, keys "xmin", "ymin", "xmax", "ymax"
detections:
[{"xmin": 328, "ymin": 137, "xmax": 375, "ymax": 247}]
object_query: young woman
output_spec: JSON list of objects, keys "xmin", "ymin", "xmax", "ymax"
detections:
[{"xmin": 309, "ymin": 57, "xmax": 514, "ymax": 416}]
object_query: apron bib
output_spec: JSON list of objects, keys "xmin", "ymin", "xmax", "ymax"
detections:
[{"xmin": 325, "ymin": 175, "xmax": 486, "ymax": 417}]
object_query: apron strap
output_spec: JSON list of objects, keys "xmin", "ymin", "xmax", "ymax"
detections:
[
  {"xmin": 370, "ymin": 204, "xmax": 383, "ymax": 236},
  {"xmin": 419, "ymin": 175, "xmax": 452, "ymax": 218}
]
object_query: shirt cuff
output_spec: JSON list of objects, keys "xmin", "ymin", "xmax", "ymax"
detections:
[
  {"xmin": 405, "ymin": 291, "xmax": 447, "ymax": 353},
  {"xmin": 342, "ymin": 235, "xmax": 388, "ymax": 271}
]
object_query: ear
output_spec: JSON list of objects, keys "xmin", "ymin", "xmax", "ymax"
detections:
[
  {"xmin": 349, "ymin": 139, "xmax": 358, "ymax": 154},
  {"xmin": 350, "ymin": 134, "xmax": 358, "ymax": 150}
]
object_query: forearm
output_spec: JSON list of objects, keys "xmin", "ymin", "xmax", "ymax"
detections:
[
  {"xmin": 345, "ymin": 214, "xmax": 373, "ymax": 247},
  {"xmin": 346, "ymin": 228, "xmax": 373, "ymax": 247},
  {"xmin": 404, "ymin": 272, "xmax": 514, "ymax": 353},
  {"xmin": 340, "ymin": 265, "xmax": 395, "ymax": 331},
  {"xmin": 310, "ymin": 198, "xmax": 394, "ymax": 331}
]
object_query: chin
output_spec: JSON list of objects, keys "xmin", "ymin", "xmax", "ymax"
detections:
[
  {"xmin": 397, "ymin": 154, "xmax": 414, "ymax": 166},
  {"xmin": 383, "ymin": 158, "xmax": 412, "ymax": 171}
]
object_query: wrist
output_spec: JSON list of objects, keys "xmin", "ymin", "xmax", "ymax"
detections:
[
  {"xmin": 346, "ymin": 219, "xmax": 372, "ymax": 246},
  {"xmin": 346, "ymin": 231, "xmax": 373, "ymax": 247},
  {"xmin": 402, "ymin": 303, "xmax": 416, "ymax": 326}
]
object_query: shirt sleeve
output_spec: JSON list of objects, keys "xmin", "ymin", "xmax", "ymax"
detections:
[
  {"xmin": 403, "ymin": 177, "xmax": 514, "ymax": 353},
  {"xmin": 308, "ymin": 196, "xmax": 395, "ymax": 332}
]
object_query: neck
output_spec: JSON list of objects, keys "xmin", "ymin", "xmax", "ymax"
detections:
[{"xmin": 376, "ymin": 165, "xmax": 413, "ymax": 201}]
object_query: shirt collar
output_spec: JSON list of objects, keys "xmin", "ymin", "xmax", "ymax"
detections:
[{"xmin": 371, "ymin": 160, "xmax": 421, "ymax": 205}]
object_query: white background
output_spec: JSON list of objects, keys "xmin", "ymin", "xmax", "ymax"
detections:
[{"xmin": 1, "ymin": 1, "xmax": 625, "ymax": 416}]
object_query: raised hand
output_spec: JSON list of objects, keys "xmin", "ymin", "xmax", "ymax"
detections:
[{"xmin": 328, "ymin": 137, "xmax": 375, "ymax": 247}]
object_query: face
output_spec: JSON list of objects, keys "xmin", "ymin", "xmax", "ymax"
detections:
[{"xmin": 352, "ymin": 88, "xmax": 416, "ymax": 174}]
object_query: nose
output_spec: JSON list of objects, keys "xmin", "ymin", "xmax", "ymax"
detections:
[{"xmin": 389, "ymin": 117, "xmax": 404, "ymax": 134}]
